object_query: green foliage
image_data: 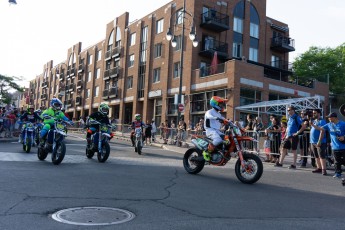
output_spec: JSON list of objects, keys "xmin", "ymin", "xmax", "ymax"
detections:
[
  {"xmin": 0, "ymin": 74, "xmax": 24, "ymax": 104},
  {"xmin": 292, "ymin": 43, "xmax": 345, "ymax": 94}
]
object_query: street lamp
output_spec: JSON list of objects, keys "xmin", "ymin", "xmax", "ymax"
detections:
[{"xmin": 166, "ymin": 0, "xmax": 198, "ymax": 122}]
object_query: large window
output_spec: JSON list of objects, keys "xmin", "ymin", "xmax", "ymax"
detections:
[
  {"xmin": 250, "ymin": 22, "xmax": 259, "ymax": 38},
  {"xmin": 156, "ymin": 18, "xmax": 164, "ymax": 34},
  {"xmin": 240, "ymin": 88, "xmax": 261, "ymax": 106},
  {"xmin": 233, "ymin": 17, "xmax": 243, "ymax": 33},
  {"xmin": 173, "ymin": 62, "xmax": 180, "ymax": 78},
  {"xmin": 249, "ymin": 47, "xmax": 258, "ymax": 62},
  {"xmin": 127, "ymin": 76, "xmax": 133, "ymax": 89},
  {"xmin": 129, "ymin": 54, "xmax": 135, "ymax": 67},
  {"xmin": 154, "ymin": 43, "xmax": 162, "ymax": 58},
  {"xmin": 174, "ymin": 35, "xmax": 182, "ymax": 51},
  {"xmin": 130, "ymin": 33, "xmax": 136, "ymax": 46},
  {"xmin": 86, "ymin": 89, "xmax": 90, "ymax": 98},
  {"xmin": 88, "ymin": 54, "xmax": 93, "ymax": 65},
  {"xmin": 155, "ymin": 98, "xmax": 162, "ymax": 116},
  {"xmin": 95, "ymin": 68, "xmax": 100, "ymax": 79},
  {"xmin": 87, "ymin": 71, "xmax": 92, "ymax": 82},
  {"xmin": 233, "ymin": 42, "xmax": 242, "ymax": 58},
  {"xmin": 176, "ymin": 9, "xmax": 183, "ymax": 25},
  {"xmin": 94, "ymin": 86, "xmax": 99, "ymax": 97},
  {"xmin": 153, "ymin": 68, "xmax": 160, "ymax": 83},
  {"xmin": 97, "ymin": 50, "xmax": 102, "ymax": 61}
]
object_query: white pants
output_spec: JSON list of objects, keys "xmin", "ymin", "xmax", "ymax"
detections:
[{"xmin": 206, "ymin": 129, "xmax": 224, "ymax": 146}]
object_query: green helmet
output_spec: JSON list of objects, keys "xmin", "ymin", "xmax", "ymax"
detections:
[{"xmin": 99, "ymin": 103, "xmax": 109, "ymax": 115}]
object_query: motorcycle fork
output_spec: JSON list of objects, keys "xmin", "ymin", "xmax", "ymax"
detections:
[
  {"xmin": 52, "ymin": 130, "xmax": 56, "ymax": 152},
  {"xmin": 234, "ymin": 137, "xmax": 246, "ymax": 168},
  {"xmin": 98, "ymin": 131, "xmax": 102, "ymax": 152}
]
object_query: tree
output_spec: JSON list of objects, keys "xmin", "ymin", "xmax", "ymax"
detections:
[
  {"xmin": 292, "ymin": 43, "xmax": 345, "ymax": 94},
  {"xmin": 0, "ymin": 74, "xmax": 24, "ymax": 105}
]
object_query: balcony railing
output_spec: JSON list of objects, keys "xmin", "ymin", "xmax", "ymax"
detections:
[
  {"xmin": 271, "ymin": 36, "xmax": 295, "ymax": 52},
  {"xmin": 196, "ymin": 63, "xmax": 225, "ymax": 78},
  {"xmin": 105, "ymin": 50, "xmax": 112, "ymax": 61},
  {"xmin": 40, "ymin": 94, "xmax": 48, "ymax": 100},
  {"xmin": 200, "ymin": 10, "xmax": 230, "ymax": 32},
  {"xmin": 111, "ymin": 46, "xmax": 121, "ymax": 58},
  {"xmin": 109, "ymin": 87, "xmax": 118, "ymax": 98},
  {"xmin": 68, "ymin": 83, "xmax": 75, "ymax": 92},
  {"xmin": 270, "ymin": 60, "xmax": 292, "ymax": 71},
  {"xmin": 77, "ymin": 80, "xmax": 83, "ymax": 89},
  {"xmin": 75, "ymin": 96, "xmax": 82, "ymax": 106},
  {"xmin": 78, "ymin": 63, "xmax": 84, "ymax": 73},
  {"xmin": 199, "ymin": 39, "xmax": 228, "ymax": 59},
  {"xmin": 66, "ymin": 99, "xmax": 73, "ymax": 106},
  {"xmin": 102, "ymin": 89, "xmax": 109, "ymax": 99},
  {"xmin": 59, "ymin": 72, "xmax": 65, "ymax": 81}
]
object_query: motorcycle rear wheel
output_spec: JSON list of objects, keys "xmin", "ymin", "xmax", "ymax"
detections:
[
  {"xmin": 37, "ymin": 147, "xmax": 48, "ymax": 160},
  {"xmin": 52, "ymin": 141, "xmax": 66, "ymax": 165},
  {"xmin": 235, "ymin": 153, "xmax": 263, "ymax": 184},
  {"xmin": 183, "ymin": 148, "xmax": 205, "ymax": 174},
  {"xmin": 97, "ymin": 142, "xmax": 110, "ymax": 163}
]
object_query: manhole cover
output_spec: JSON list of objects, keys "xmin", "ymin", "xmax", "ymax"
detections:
[{"xmin": 52, "ymin": 207, "xmax": 135, "ymax": 226}]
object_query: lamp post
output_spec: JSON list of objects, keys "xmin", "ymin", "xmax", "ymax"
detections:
[{"xmin": 166, "ymin": 0, "xmax": 198, "ymax": 123}]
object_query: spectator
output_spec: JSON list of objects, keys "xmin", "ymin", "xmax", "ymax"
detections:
[
  {"xmin": 176, "ymin": 120, "xmax": 184, "ymax": 146},
  {"xmin": 308, "ymin": 109, "xmax": 328, "ymax": 175},
  {"xmin": 275, "ymin": 105, "xmax": 302, "ymax": 169},
  {"xmin": 244, "ymin": 114, "xmax": 254, "ymax": 131},
  {"xmin": 170, "ymin": 120, "xmax": 176, "ymax": 144},
  {"xmin": 253, "ymin": 116, "xmax": 264, "ymax": 151},
  {"xmin": 265, "ymin": 117, "xmax": 281, "ymax": 163},
  {"xmin": 79, "ymin": 117, "xmax": 85, "ymax": 128},
  {"xmin": 238, "ymin": 118, "xmax": 244, "ymax": 128},
  {"xmin": 180, "ymin": 118, "xmax": 187, "ymax": 141},
  {"xmin": 145, "ymin": 120, "xmax": 152, "ymax": 145},
  {"xmin": 263, "ymin": 135, "xmax": 271, "ymax": 162},
  {"xmin": 316, "ymin": 112, "xmax": 345, "ymax": 178},
  {"xmin": 151, "ymin": 119, "xmax": 157, "ymax": 142},
  {"xmin": 159, "ymin": 122, "xmax": 165, "ymax": 139}
]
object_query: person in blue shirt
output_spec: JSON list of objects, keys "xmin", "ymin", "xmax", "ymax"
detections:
[
  {"xmin": 316, "ymin": 112, "xmax": 345, "ymax": 179},
  {"xmin": 275, "ymin": 105, "xmax": 302, "ymax": 169},
  {"xmin": 308, "ymin": 109, "xmax": 328, "ymax": 175}
]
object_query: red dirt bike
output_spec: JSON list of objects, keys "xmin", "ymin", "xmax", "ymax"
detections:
[{"xmin": 183, "ymin": 121, "xmax": 263, "ymax": 184}]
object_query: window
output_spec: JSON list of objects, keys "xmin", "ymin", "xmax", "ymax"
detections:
[
  {"xmin": 95, "ymin": 86, "xmax": 99, "ymax": 97},
  {"xmin": 233, "ymin": 17, "xmax": 243, "ymax": 33},
  {"xmin": 174, "ymin": 35, "xmax": 182, "ymax": 51},
  {"xmin": 88, "ymin": 54, "xmax": 93, "ymax": 65},
  {"xmin": 176, "ymin": 9, "xmax": 183, "ymax": 25},
  {"xmin": 95, "ymin": 68, "xmax": 100, "ymax": 79},
  {"xmin": 86, "ymin": 89, "xmax": 90, "ymax": 98},
  {"xmin": 250, "ymin": 22, "xmax": 259, "ymax": 38},
  {"xmin": 97, "ymin": 50, "xmax": 102, "ymax": 61},
  {"xmin": 271, "ymin": 55, "xmax": 280, "ymax": 68},
  {"xmin": 204, "ymin": 36, "xmax": 215, "ymax": 50},
  {"xmin": 127, "ymin": 76, "xmax": 133, "ymax": 89},
  {"xmin": 240, "ymin": 88, "xmax": 261, "ymax": 106},
  {"xmin": 155, "ymin": 98, "xmax": 162, "ymax": 116},
  {"xmin": 153, "ymin": 68, "xmax": 160, "ymax": 83},
  {"xmin": 156, "ymin": 19, "xmax": 164, "ymax": 34},
  {"xmin": 130, "ymin": 33, "xmax": 136, "ymax": 46},
  {"xmin": 154, "ymin": 43, "xmax": 162, "ymax": 58},
  {"xmin": 173, "ymin": 62, "xmax": 180, "ymax": 78},
  {"xmin": 249, "ymin": 47, "xmax": 258, "ymax": 62},
  {"xmin": 129, "ymin": 54, "xmax": 134, "ymax": 67},
  {"xmin": 233, "ymin": 42, "xmax": 242, "ymax": 58},
  {"xmin": 87, "ymin": 71, "xmax": 92, "ymax": 82}
]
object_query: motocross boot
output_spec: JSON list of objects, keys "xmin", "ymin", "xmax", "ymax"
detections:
[{"xmin": 203, "ymin": 144, "xmax": 215, "ymax": 161}]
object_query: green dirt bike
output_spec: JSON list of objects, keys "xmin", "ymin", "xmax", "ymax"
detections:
[{"xmin": 37, "ymin": 116, "xmax": 70, "ymax": 165}]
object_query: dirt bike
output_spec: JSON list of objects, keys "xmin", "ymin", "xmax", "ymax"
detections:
[
  {"xmin": 37, "ymin": 116, "xmax": 69, "ymax": 165},
  {"xmin": 34, "ymin": 123, "xmax": 43, "ymax": 146},
  {"xmin": 183, "ymin": 121, "xmax": 263, "ymax": 184},
  {"xmin": 85, "ymin": 120, "xmax": 113, "ymax": 163},
  {"xmin": 21, "ymin": 122, "xmax": 35, "ymax": 153}
]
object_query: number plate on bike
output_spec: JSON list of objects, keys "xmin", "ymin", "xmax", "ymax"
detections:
[
  {"xmin": 56, "ymin": 123, "xmax": 64, "ymax": 130},
  {"xmin": 101, "ymin": 126, "xmax": 108, "ymax": 132}
]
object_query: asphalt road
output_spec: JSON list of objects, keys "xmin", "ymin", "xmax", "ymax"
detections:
[{"xmin": 0, "ymin": 136, "xmax": 344, "ymax": 230}]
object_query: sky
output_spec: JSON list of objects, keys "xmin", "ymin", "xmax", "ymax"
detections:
[{"xmin": 1, "ymin": 0, "xmax": 344, "ymax": 88}]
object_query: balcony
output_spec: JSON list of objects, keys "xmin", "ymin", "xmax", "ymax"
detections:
[
  {"xmin": 200, "ymin": 10, "xmax": 230, "ymax": 32},
  {"xmin": 103, "ymin": 67, "xmax": 120, "ymax": 81},
  {"xmin": 77, "ymin": 80, "xmax": 83, "ymax": 89},
  {"xmin": 59, "ymin": 72, "xmax": 65, "ymax": 81},
  {"xmin": 75, "ymin": 96, "xmax": 82, "ymax": 106},
  {"xmin": 271, "ymin": 36, "xmax": 295, "ymax": 52},
  {"xmin": 109, "ymin": 87, "xmax": 118, "ymax": 98},
  {"xmin": 196, "ymin": 63, "xmax": 225, "ymax": 78},
  {"xmin": 78, "ymin": 63, "xmax": 84, "ymax": 73},
  {"xmin": 102, "ymin": 89, "xmax": 109, "ymax": 99},
  {"xmin": 66, "ymin": 99, "xmax": 73, "ymax": 107},
  {"xmin": 199, "ymin": 39, "xmax": 228, "ymax": 59},
  {"xmin": 68, "ymin": 83, "xmax": 75, "ymax": 92},
  {"xmin": 40, "ymin": 94, "xmax": 48, "ymax": 100},
  {"xmin": 41, "ymin": 81, "xmax": 48, "ymax": 88},
  {"xmin": 105, "ymin": 50, "xmax": 112, "ymax": 61},
  {"xmin": 270, "ymin": 60, "xmax": 292, "ymax": 71},
  {"xmin": 111, "ymin": 46, "xmax": 122, "ymax": 58}
]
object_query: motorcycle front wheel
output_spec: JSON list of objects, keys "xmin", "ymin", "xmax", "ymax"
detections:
[
  {"xmin": 137, "ymin": 141, "xmax": 142, "ymax": 155},
  {"xmin": 235, "ymin": 153, "xmax": 263, "ymax": 184},
  {"xmin": 183, "ymin": 148, "xmax": 205, "ymax": 174},
  {"xmin": 25, "ymin": 141, "xmax": 32, "ymax": 153},
  {"xmin": 86, "ymin": 147, "xmax": 95, "ymax": 159},
  {"xmin": 52, "ymin": 141, "xmax": 66, "ymax": 165},
  {"xmin": 37, "ymin": 147, "xmax": 48, "ymax": 160},
  {"xmin": 97, "ymin": 142, "xmax": 110, "ymax": 163}
]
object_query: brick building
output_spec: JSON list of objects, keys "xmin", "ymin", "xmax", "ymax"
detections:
[{"xmin": 21, "ymin": 0, "xmax": 329, "ymax": 127}]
